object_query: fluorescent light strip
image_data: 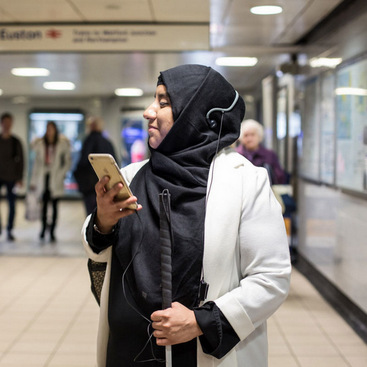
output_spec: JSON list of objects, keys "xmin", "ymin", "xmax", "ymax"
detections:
[
  {"xmin": 11, "ymin": 68, "xmax": 50, "ymax": 77},
  {"xmin": 115, "ymin": 88, "xmax": 143, "ymax": 97},
  {"xmin": 310, "ymin": 57, "xmax": 342, "ymax": 68},
  {"xmin": 215, "ymin": 57, "xmax": 258, "ymax": 67},
  {"xmin": 43, "ymin": 82, "xmax": 75, "ymax": 91},
  {"xmin": 29, "ymin": 113, "xmax": 84, "ymax": 121},
  {"xmin": 250, "ymin": 6, "xmax": 283, "ymax": 15},
  {"xmin": 335, "ymin": 87, "xmax": 367, "ymax": 96}
]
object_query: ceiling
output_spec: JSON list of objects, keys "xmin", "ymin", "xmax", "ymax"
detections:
[{"xmin": 0, "ymin": 0, "xmax": 346, "ymax": 98}]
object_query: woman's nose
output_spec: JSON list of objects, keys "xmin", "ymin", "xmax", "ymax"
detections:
[{"xmin": 143, "ymin": 104, "xmax": 157, "ymax": 120}]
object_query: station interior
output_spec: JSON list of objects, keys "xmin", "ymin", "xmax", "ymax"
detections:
[{"xmin": 0, "ymin": 0, "xmax": 367, "ymax": 366}]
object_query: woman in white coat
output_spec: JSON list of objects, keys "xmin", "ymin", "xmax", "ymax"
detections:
[
  {"xmin": 82, "ymin": 64, "xmax": 291, "ymax": 367},
  {"xmin": 30, "ymin": 121, "xmax": 71, "ymax": 241}
]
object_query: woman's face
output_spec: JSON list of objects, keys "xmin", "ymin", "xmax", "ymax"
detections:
[
  {"xmin": 143, "ymin": 84, "xmax": 174, "ymax": 149},
  {"xmin": 46, "ymin": 123, "xmax": 57, "ymax": 143},
  {"xmin": 241, "ymin": 128, "xmax": 261, "ymax": 151}
]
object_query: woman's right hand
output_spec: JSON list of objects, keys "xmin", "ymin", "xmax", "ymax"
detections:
[{"xmin": 94, "ymin": 176, "xmax": 142, "ymax": 234}]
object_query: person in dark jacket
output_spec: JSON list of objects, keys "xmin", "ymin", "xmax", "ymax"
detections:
[
  {"xmin": 0, "ymin": 112, "xmax": 24, "ymax": 241},
  {"xmin": 74, "ymin": 117, "xmax": 116, "ymax": 215}
]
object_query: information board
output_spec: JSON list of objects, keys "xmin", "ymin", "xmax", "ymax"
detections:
[
  {"xmin": 0, "ymin": 24, "xmax": 209, "ymax": 52},
  {"xmin": 336, "ymin": 58, "xmax": 367, "ymax": 192}
]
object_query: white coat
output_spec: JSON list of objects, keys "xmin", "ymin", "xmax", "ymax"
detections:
[
  {"xmin": 81, "ymin": 148, "xmax": 291, "ymax": 367},
  {"xmin": 30, "ymin": 136, "xmax": 71, "ymax": 199}
]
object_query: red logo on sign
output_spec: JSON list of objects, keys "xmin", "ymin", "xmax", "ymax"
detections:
[{"xmin": 46, "ymin": 29, "xmax": 62, "ymax": 39}]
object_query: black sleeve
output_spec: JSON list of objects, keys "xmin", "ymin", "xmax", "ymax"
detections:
[
  {"xmin": 14, "ymin": 137, "xmax": 24, "ymax": 181},
  {"xmin": 194, "ymin": 301, "xmax": 240, "ymax": 359},
  {"xmin": 86, "ymin": 210, "xmax": 119, "ymax": 254}
]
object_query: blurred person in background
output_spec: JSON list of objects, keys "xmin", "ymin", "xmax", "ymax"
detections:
[
  {"xmin": 74, "ymin": 116, "xmax": 116, "ymax": 215},
  {"xmin": 0, "ymin": 112, "xmax": 24, "ymax": 241},
  {"xmin": 236, "ymin": 119, "xmax": 287, "ymax": 184},
  {"xmin": 30, "ymin": 121, "xmax": 71, "ymax": 242}
]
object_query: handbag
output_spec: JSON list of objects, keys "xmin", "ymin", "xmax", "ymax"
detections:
[{"xmin": 25, "ymin": 191, "xmax": 41, "ymax": 221}]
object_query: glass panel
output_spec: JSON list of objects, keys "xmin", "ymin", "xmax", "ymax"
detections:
[{"xmin": 28, "ymin": 110, "xmax": 85, "ymax": 197}]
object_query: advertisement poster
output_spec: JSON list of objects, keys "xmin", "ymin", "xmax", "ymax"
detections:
[
  {"xmin": 120, "ymin": 113, "xmax": 148, "ymax": 167},
  {"xmin": 299, "ymin": 77, "xmax": 321, "ymax": 181},
  {"xmin": 320, "ymin": 72, "xmax": 336, "ymax": 185},
  {"xmin": 276, "ymin": 87, "xmax": 287, "ymax": 170}
]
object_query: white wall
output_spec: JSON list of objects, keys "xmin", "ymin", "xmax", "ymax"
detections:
[{"xmin": 297, "ymin": 180, "xmax": 367, "ymax": 313}]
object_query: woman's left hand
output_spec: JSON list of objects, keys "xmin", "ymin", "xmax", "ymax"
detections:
[{"xmin": 151, "ymin": 302, "xmax": 203, "ymax": 346}]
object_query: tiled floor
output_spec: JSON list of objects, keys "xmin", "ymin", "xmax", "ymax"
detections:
[{"xmin": 0, "ymin": 200, "xmax": 366, "ymax": 366}]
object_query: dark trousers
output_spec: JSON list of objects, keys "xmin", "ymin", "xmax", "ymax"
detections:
[
  {"xmin": 0, "ymin": 180, "xmax": 16, "ymax": 233},
  {"xmin": 41, "ymin": 174, "xmax": 59, "ymax": 236}
]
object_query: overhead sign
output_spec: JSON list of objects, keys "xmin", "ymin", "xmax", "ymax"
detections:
[{"xmin": 0, "ymin": 24, "xmax": 209, "ymax": 52}]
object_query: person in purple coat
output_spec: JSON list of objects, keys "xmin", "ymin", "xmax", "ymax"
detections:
[{"xmin": 236, "ymin": 119, "xmax": 286, "ymax": 184}]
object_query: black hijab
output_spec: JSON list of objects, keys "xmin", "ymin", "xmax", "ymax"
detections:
[{"xmin": 115, "ymin": 64, "xmax": 245, "ymax": 316}]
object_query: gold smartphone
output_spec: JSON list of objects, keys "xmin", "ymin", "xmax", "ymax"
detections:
[{"xmin": 88, "ymin": 153, "xmax": 138, "ymax": 210}]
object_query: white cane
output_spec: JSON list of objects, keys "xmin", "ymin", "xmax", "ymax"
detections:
[{"xmin": 159, "ymin": 189, "xmax": 173, "ymax": 367}]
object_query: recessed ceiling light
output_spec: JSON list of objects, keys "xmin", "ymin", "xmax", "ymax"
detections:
[
  {"xmin": 11, "ymin": 68, "xmax": 50, "ymax": 77},
  {"xmin": 335, "ymin": 87, "xmax": 367, "ymax": 96},
  {"xmin": 115, "ymin": 88, "xmax": 144, "ymax": 97},
  {"xmin": 250, "ymin": 6, "xmax": 283, "ymax": 15},
  {"xmin": 215, "ymin": 57, "xmax": 258, "ymax": 67},
  {"xmin": 43, "ymin": 81, "xmax": 75, "ymax": 91},
  {"xmin": 309, "ymin": 57, "xmax": 342, "ymax": 68}
]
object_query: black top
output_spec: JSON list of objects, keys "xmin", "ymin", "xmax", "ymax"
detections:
[
  {"xmin": 74, "ymin": 131, "xmax": 116, "ymax": 194},
  {"xmin": 0, "ymin": 135, "xmax": 24, "ymax": 182}
]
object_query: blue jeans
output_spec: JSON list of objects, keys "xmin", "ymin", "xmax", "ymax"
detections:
[{"xmin": 0, "ymin": 180, "xmax": 16, "ymax": 233}]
